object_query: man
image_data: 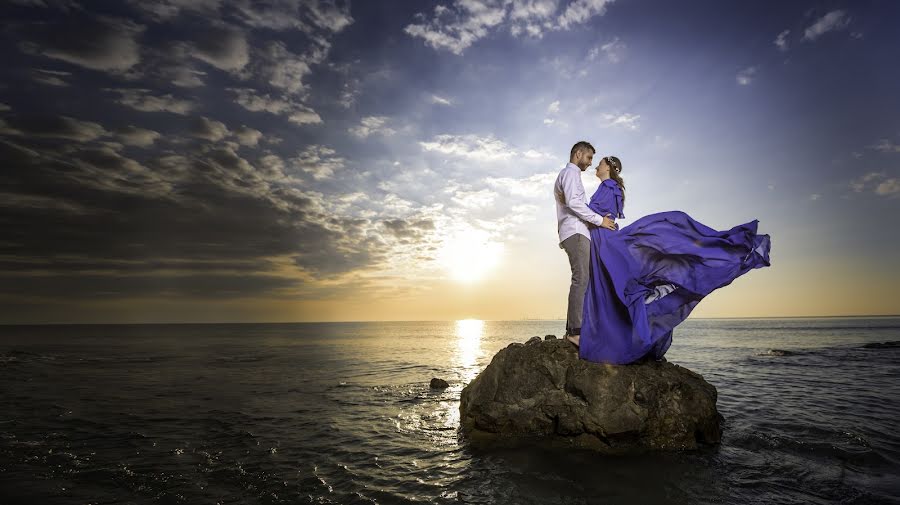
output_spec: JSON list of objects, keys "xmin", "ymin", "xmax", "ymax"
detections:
[{"xmin": 554, "ymin": 141, "xmax": 617, "ymax": 346}]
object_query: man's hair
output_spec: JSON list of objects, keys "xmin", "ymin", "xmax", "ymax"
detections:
[{"xmin": 570, "ymin": 141, "xmax": 595, "ymax": 160}]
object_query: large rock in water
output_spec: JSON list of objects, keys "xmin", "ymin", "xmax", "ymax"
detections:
[{"xmin": 459, "ymin": 338, "xmax": 723, "ymax": 453}]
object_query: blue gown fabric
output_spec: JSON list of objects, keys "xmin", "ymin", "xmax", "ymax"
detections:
[{"xmin": 580, "ymin": 178, "xmax": 771, "ymax": 364}]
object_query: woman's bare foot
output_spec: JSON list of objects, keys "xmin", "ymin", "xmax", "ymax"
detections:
[{"xmin": 565, "ymin": 333, "xmax": 580, "ymax": 347}]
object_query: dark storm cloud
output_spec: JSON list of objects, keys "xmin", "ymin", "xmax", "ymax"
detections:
[
  {"xmin": 0, "ymin": 131, "xmax": 395, "ymax": 300},
  {"xmin": 18, "ymin": 15, "xmax": 144, "ymax": 72},
  {"xmin": 0, "ymin": 272, "xmax": 300, "ymax": 300}
]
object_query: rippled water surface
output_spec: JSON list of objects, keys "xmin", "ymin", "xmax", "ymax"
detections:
[{"xmin": 1, "ymin": 318, "xmax": 899, "ymax": 504}]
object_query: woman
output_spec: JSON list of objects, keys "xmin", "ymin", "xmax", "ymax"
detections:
[{"xmin": 565, "ymin": 156, "xmax": 771, "ymax": 364}]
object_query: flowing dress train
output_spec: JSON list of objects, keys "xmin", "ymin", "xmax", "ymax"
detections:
[{"xmin": 579, "ymin": 178, "xmax": 771, "ymax": 364}]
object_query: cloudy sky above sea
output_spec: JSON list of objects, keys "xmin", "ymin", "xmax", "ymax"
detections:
[{"xmin": 1, "ymin": 0, "xmax": 898, "ymax": 324}]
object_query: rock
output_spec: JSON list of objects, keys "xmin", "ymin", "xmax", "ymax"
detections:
[
  {"xmin": 459, "ymin": 338, "xmax": 722, "ymax": 453},
  {"xmin": 430, "ymin": 377, "xmax": 450, "ymax": 389},
  {"xmin": 525, "ymin": 336, "xmax": 542, "ymax": 345},
  {"xmin": 544, "ymin": 335, "xmax": 557, "ymax": 340}
]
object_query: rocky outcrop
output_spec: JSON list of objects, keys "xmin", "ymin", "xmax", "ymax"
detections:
[{"xmin": 459, "ymin": 338, "xmax": 722, "ymax": 453}]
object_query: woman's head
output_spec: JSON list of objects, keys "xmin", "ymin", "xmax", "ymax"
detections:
[
  {"xmin": 596, "ymin": 155, "xmax": 621, "ymax": 178},
  {"xmin": 597, "ymin": 155, "xmax": 625, "ymax": 203}
]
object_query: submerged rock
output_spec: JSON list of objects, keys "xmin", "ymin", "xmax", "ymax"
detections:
[
  {"xmin": 459, "ymin": 338, "xmax": 722, "ymax": 453},
  {"xmin": 430, "ymin": 378, "xmax": 450, "ymax": 389}
]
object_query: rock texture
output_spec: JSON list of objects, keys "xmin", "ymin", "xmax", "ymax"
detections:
[{"xmin": 459, "ymin": 338, "xmax": 723, "ymax": 453}]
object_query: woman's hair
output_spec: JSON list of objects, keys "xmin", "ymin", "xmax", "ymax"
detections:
[{"xmin": 604, "ymin": 155, "xmax": 625, "ymax": 206}]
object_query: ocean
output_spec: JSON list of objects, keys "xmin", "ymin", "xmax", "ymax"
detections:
[{"xmin": 1, "ymin": 318, "xmax": 898, "ymax": 504}]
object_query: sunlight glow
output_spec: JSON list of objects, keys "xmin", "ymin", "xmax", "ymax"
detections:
[{"xmin": 437, "ymin": 229, "xmax": 504, "ymax": 283}]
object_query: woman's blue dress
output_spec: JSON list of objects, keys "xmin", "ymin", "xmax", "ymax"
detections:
[{"xmin": 580, "ymin": 178, "xmax": 771, "ymax": 364}]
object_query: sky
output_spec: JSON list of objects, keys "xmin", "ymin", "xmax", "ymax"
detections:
[{"xmin": 1, "ymin": 0, "xmax": 898, "ymax": 324}]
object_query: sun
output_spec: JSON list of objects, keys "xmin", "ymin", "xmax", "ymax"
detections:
[{"xmin": 437, "ymin": 228, "xmax": 504, "ymax": 283}]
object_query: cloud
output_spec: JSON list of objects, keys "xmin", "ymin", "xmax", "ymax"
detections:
[
  {"xmin": 589, "ymin": 36, "xmax": 626, "ymax": 63},
  {"xmin": 405, "ymin": 1, "xmax": 507, "ymax": 55},
  {"xmin": 349, "ymin": 116, "xmax": 396, "ymax": 138},
  {"xmin": 600, "ymin": 112, "xmax": 640, "ymax": 130},
  {"xmin": 234, "ymin": 126, "xmax": 263, "ymax": 147},
  {"xmin": 31, "ymin": 68, "xmax": 72, "ymax": 86},
  {"xmin": 115, "ymin": 125, "xmax": 161, "ymax": 147},
  {"xmin": 650, "ymin": 135, "xmax": 673, "ymax": 149},
  {"xmin": 419, "ymin": 134, "xmax": 517, "ymax": 161},
  {"xmin": 232, "ymin": 0, "xmax": 353, "ymax": 33},
  {"xmin": 849, "ymin": 171, "xmax": 898, "ymax": 197},
  {"xmin": 381, "ymin": 218, "xmax": 436, "ymax": 241},
  {"xmin": 803, "ymin": 10, "xmax": 850, "ymax": 41},
  {"xmin": 287, "ymin": 107, "xmax": 324, "ymax": 125},
  {"xmin": 544, "ymin": 99, "xmax": 561, "ymax": 125},
  {"xmin": 18, "ymin": 15, "xmax": 145, "ymax": 73},
  {"xmin": 8, "ymin": 0, "xmax": 81, "ymax": 9},
  {"xmin": 255, "ymin": 41, "xmax": 313, "ymax": 95},
  {"xmin": 188, "ymin": 117, "xmax": 229, "ymax": 142},
  {"xmin": 558, "ymin": 0, "xmax": 613, "ymax": 29},
  {"xmin": 774, "ymin": 29, "xmax": 790, "ymax": 51},
  {"xmin": 188, "ymin": 24, "xmax": 250, "ymax": 72},
  {"xmin": 868, "ymin": 138, "xmax": 900, "ymax": 153},
  {"xmin": 875, "ymin": 179, "xmax": 900, "ymax": 196},
  {"xmin": 452, "ymin": 189, "xmax": 497, "ymax": 209},
  {"xmin": 0, "ymin": 137, "xmax": 402, "ymax": 296},
  {"xmin": 108, "ymin": 88, "xmax": 195, "ymax": 115},
  {"xmin": 228, "ymin": 88, "xmax": 322, "ymax": 125},
  {"xmin": 485, "ymin": 171, "xmax": 557, "ymax": 198},
  {"xmin": 736, "ymin": 66, "xmax": 758, "ymax": 85},
  {"xmin": 0, "ymin": 115, "xmax": 108, "ymax": 141},
  {"xmin": 431, "ymin": 94, "xmax": 454, "ymax": 106},
  {"xmin": 508, "ymin": 0, "xmax": 560, "ymax": 37},
  {"xmin": 127, "ymin": 0, "xmax": 221, "ymax": 21},
  {"xmin": 289, "ymin": 145, "xmax": 345, "ymax": 180},
  {"xmin": 523, "ymin": 149, "xmax": 554, "ymax": 160},
  {"xmin": 405, "ymin": 0, "xmax": 614, "ymax": 55}
]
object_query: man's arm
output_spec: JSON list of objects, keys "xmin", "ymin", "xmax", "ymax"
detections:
[{"xmin": 561, "ymin": 169, "xmax": 606, "ymax": 227}]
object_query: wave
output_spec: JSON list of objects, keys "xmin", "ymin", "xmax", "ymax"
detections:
[{"xmin": 861, "ymin": 341, "xmax": 900, "ymax": 349}]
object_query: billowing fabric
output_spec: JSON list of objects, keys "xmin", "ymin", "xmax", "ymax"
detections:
[{"xmin": 580, "ymin": 178, "xmax": 771, "ymax": 364}]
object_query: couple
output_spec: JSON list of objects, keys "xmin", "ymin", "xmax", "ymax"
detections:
[{"xmin": 554, "ymin": 141, "xmax": 771, "ymax": 365}]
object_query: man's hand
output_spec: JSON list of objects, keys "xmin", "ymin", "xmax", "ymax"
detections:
[{"xmin": 601, "ymin": 215, "xmax": 617, "ymax": 230}]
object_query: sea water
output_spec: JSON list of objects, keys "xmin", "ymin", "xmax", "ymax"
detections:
[{"xmin": 1, "ymin": 318, "xmax": 898, "ymax": 504}]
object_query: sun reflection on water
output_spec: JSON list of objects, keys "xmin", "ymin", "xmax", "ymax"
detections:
[{"xmin": 455, "ymin": 319, "xmax": 484, "ymax": 382}]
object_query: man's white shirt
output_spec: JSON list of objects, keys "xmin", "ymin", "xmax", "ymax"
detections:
[{"xmin": 554, "ymin": 162, "xmax": 605, "ymax": 246}]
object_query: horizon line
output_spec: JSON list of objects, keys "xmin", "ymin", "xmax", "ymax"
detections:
[{"xmin": 1, "ymin": 314, "xmax": 899, "ymax": 326}]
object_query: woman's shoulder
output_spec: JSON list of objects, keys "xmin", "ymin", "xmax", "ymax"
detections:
[{"xmin": 602, "ymin": 178, "xmax": 622, "ymax": 191}]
